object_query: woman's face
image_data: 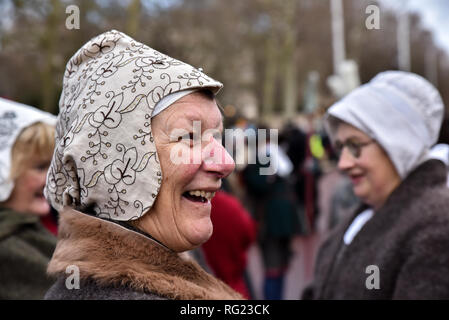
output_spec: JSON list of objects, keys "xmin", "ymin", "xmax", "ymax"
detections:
[
  {"xmin": 335, "ymin": 122, "xmax": 401, "ymax": 210},
  {"xmin": 3, "ymin": 157, "xmax": 51, "ymax": 216},
  {"xmin": 136, "ymin": 92, "xmax": 235, "ymax": 252}
]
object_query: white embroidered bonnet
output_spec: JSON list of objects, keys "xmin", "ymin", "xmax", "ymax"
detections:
[{"xmin": 44, "ymin": 30, "xmax": 223, "ymax": 221}]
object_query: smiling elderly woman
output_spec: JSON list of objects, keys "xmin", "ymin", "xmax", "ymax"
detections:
[
  {"xmin": 304, "ymin": 71, "xmax": 449, "ymax": 299},
  {"xmin": 44, "ymin": 30, "xmax": 241, "ymax": 300}
]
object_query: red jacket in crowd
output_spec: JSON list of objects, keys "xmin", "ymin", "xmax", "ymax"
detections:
[{"xmin": 202, "ymin": 190, "xmax": 257, "ymax": 299}]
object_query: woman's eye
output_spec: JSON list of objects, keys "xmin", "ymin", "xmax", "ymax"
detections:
[
  {"xmin": 334, "ymin": 142, "xmax": 343, "ymax": 153},
  {"xmin": 346, "ymin": 141, "xmax": 356, "ymax": 148},
  {"xmin": 177, "ymin": 133, "xmax": 194, "ymax": 146},
  {"xmin": 347, "ymin": 141, "xmax": 362, "ymax": 149},
  {"xmin": 34, "ymin": 162, "xmax": 50, "ymax": 171},
  {"xmin": 177, "ymin": 133, "xmax": 192, "ymax": 141}
]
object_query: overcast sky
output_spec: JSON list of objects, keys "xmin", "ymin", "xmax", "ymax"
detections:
[{"xmin": 379, "ymin": 0, "xmax": 449, "ymax": 52}]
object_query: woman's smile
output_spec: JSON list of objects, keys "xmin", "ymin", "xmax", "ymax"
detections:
[
  {"xmin": 182, "ymin": 189, "xmax": 218, "ymax": 204},
  {"xmin": 348, "ymin": 172, "xmax": 365, "ymax": 185}
]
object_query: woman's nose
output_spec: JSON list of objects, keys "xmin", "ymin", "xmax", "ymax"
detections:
[
  {"xmin": 202, "ymin": 138, "xmax": 235, "ymax": 178},
  {"xmin": 337, "ymin": 147, "xmax": 355, "ymax": 171}
]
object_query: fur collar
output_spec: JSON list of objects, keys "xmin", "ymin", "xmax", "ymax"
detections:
[{"xmin": 47, "ymin": 208, "xmax": 243, "ymax": 300}]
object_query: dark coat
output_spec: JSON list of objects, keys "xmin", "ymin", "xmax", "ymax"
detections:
[
  {"xmin": 0, "ymin": 207, "xmax": 56, "ymax": 299},
  {"xmin": 45, "ymin": 208, "xmax": 243, "ymax": 300},
  {"xmin": 45, "ymin": 277, "xmax": 165, "ymax": 300},
  {"xmin": 304, "ymin": 160, "xmax": 449, "ymax": 299}
]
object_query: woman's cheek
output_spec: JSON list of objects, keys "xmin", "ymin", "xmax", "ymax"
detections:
[
  {"xmin": 182, "ymin": 162, "xmax": 202, "ymax": 177},
  {"xmin": 23, "ymin": 171, "xmax": 41, "ymax": 191}
]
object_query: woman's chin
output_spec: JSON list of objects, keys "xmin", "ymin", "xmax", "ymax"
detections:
[
  {"xmin": 189, "ymin": 220, "xmax": 213, "ymax": 246},
  {"xmin": 352, "ymin": 182, "xmax": 369, "ymax": 200},
  {"xmin": 353, "ymin": 191, "xmax": 375, "ymax": 208}
]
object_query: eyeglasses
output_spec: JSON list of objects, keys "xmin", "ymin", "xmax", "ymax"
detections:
[{"xmin": 334, "ymin": 139, "xmax": 375, "ymax": 158}]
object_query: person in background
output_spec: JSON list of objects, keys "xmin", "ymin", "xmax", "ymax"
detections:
[
  {"xmin": 201, "ymin": 186, "xmax": 257, "ymax": 299},
  {"xmin": 304, "ymin": 71, "xmax": 449, "ymax": 299},
  {"xmin": 242, "ymin": 126, "xmax": 299, "ymax": 300},
  {"xmin": 0, "ymin": 97, "xmax": 57, "ymax": 299}
]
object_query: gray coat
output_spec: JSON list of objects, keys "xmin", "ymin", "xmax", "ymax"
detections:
[
  {"xmin": 304, "ymin": 160, "xmax": 449, "ymax": 299},
  {"xmin": 45, "ymin": 277, "xmax": 164, "ymax": 300}
]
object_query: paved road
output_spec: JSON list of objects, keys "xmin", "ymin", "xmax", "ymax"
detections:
[{"xmin": 246, "ymin": 233, "xmax": 322, "ymax": 300}]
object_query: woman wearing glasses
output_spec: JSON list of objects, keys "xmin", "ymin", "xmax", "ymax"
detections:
[{"xmin": 303, "ymin": 71, "xmax": 449, "ymax": 299}]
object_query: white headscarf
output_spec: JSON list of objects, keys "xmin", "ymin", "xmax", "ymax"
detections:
[
  {"xmin": 325, "ymin": 71, "xmax": 444, "ymax": 179},
  {"xmin": 0, "ymin": 98, "xmax": 56, "ymax": 202},
  {"xmin": 44, "ymin": 30, "xmax": 223, "ymax": 221}
]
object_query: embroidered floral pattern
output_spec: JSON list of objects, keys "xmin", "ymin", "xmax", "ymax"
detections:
[
  {"xmin": 44, "ymin": 30, "xmax": 222, "ymax": 221},
  {"xmin": 0, "ymin": 111, "xmax": 18, "ymax": 151}
]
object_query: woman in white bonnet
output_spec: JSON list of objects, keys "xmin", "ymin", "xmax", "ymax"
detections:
[
  {"xmin": 0, "ymin": 98, "xmax": 57, "ymax": 299},
  {"xmin": 303, "ymin": 71, "xmax": 449, "ymax": 299},
  {"xmin": 43, "ymin": 30, "xmax": 241, "ymax": 300}
]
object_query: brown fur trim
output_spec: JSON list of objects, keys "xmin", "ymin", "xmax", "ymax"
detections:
[{"xmin": 47, "ymin": 208, "xmax": 243, "ymax": 300}]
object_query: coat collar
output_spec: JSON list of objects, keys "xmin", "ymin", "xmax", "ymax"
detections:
[
  {"xmin": 354, "ymin": 159, "xmax": 447, "ymax": 234},
  {"xmin": 47, "ymin": 207, "xmax": 242, "ymax": 300}
]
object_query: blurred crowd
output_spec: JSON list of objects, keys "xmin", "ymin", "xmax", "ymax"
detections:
[
  {"xmin": 3, "ymin": 89, "xmax": 449, "ymax": 300},
  {"xmin": 201, "ymin": 112, "xmax": 357, "ymax": 300},
  {"xmin": 199, "ymin": 98, "xmax": 449, "ymax": 299}
]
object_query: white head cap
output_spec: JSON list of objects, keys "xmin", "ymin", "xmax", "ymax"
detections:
[
  {"xmin": 325, "ymin": 71, "xmax": 444, "ymax": 179},
  {"xmin": 0, "ymin": 98, "xmax": 56, "ymax": 201}
]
